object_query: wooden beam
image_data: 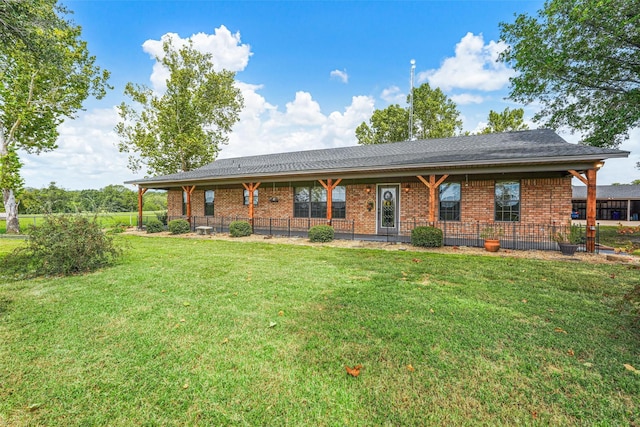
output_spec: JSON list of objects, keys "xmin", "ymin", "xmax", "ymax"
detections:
[
  {"xmin": 137, "ymin": 187, "xmax": 148, "ymax": 229},
  {"xmin": 586, "ymin": 168, "xmax": 597, "ymax": 253},
  {"xmin": 242, "ymin": 182, "xmax": 261, "ymax": 221},
  {"xmin": 318, "ymin": 178, "xmax": 342, "ymax": 223},
  {"xmin": 417, "ymin": 174, "xmax": 449, "ymax": 223},
  {"xmin": 181, "ymin": 185, "xmax": 196, "ymax": 222},
  {"xmin": 568, "ymin": 170, "xmax": 588, "ymax": 185}
]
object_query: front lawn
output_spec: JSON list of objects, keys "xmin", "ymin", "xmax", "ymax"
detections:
[{"xmin": 0, "ymin": 236, "xmax": 638, "ymax": 425}]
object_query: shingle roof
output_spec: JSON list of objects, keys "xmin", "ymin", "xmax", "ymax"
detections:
[
  {"xmin": 127, "ymin": 129, "xmax": 629, "ymax": 186},
  {"xmin": 573, "ymin": 185, "xmax": 640, "ymax": 200}
]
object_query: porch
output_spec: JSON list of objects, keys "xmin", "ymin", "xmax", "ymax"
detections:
[{"xmin": 142, "ymin": 215, "xmax": 599, "ymax": 252}]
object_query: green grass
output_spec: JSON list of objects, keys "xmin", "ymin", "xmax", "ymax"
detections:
[
  {"xmin": 0, "ymin": 212, "xmax": 161, "ymax": 234},
  {"xmin": 1, "ymin": 236, "xmax": 639, "ymax": 425}
]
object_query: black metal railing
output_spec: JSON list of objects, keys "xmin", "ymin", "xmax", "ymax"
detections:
[{"xmin": 136, "ymin": 216, "xmax": 597, "ymax": 252}]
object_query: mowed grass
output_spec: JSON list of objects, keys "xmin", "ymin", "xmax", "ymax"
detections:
[{"xmin": 0, "ymin": 236, "xmax": 638, "ymax": 426}]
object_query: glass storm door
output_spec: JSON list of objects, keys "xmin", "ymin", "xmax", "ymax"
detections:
[{"xmin": 377, "ymin": 185, "xmax": 399, "ymax": 234}]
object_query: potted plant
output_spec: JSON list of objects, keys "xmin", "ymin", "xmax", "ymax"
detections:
[
  {"xmin": 552, "ymin": 225, "xmax": 583, "ymax": 255},
  {"xmin": 480, "ymin": 226, "xmax": 503, "ymax": 252}
]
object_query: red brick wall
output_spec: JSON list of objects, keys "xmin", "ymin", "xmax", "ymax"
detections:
[{"xmin": 166, "ymin": 176, "xmax": 573, "ymax": 231}]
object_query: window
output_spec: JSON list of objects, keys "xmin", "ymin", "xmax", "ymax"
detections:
[
  {"xmin": 204, "ymin": 190, "xmax": 214, "ymax": 216},
  {"xmin": 294, "ymin": 185, "xmax": 346, "ymax": 218},
  {"xmin": 182, "ymin": 191, "xmax": 187, "ymax": 215},
  {"xmin": 439, "ymin": 182, "xmax": 460, "ymax": 221},
  {"xmin": 243, "ymin": 189, "xmax": 258, "ymax": 205},
  {"xmin": 495, "ymin": 181, "xmax": 520, "ymax": 221}
]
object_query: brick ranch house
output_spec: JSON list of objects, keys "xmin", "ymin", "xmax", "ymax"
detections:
[{"xmin": 126, "ymin": 129, "xmax": 629, "ymax": 252}]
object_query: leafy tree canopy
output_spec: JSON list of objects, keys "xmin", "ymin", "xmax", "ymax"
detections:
[
  {"xmin": 0, "ymin": 0, "xmax": 110, "ymax": 233},
  {"xmin": 116, "ymin": 38, "xmax": 244, "ymax": 176},
  {"xmin": 356, "ymin": 83, "xmax": 462, "ymax": 145},
  {"xmin": 480, "ymin": 107, "xmax": 529, "ymax": 134},
  {"xmin": 499, "ymin": 0, "xmax": 639, "ymax": 148}
]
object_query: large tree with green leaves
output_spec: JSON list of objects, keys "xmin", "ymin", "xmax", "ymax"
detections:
[
  {"xmin": 499, "ymin": 0, "xmax": 639, "ymax": 148},
  {"xmin": 0, "ymin": 0, "xmax": 110, "ymax": 233},
  {"xmin": 480, "ymin": 107, "xmax": 529, "ymax": 134},
  {"xmin": 116, "ymin": 39, "xmax": 244, "ymax": 176},
  {"xmin": 356, "ymin": 83, "xmax": 462, "ymax": 145}
]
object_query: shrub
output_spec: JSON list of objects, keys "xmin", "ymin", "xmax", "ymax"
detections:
[
  {"xmin": 1, "ymin": 215, "xmax": 121, "ymax": 277},
  {"xmin": 229, "ymin": 220, "xmax": 252, "ymax": 237},
  {"xmin": 145, "ymin": 218, "xmax": 164, "ymax": 233},
  {"xmin": 308, "ymin": 225, "xmax": 334, "ymax": 243},
  {"xmin": 156, "ymin": 211, "xmax": 168, "ymax": 225},
  {"xmin": 411, "ymin": 226, "xmax": 443, "ymax": 247},
  {"xmin": 168, "ymin": 219, "xmax": 191, "ymax": 235}
]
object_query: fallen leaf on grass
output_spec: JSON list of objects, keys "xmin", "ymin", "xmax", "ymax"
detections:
[
  {"xmin": 567, "ymin": 349, "xmax": 575, "ymax": 357},
  {"xmin": 269, "ymin": 321, "xmax": 277, "ymax": 328},
  {"xmin": 554, "ymin": 327, "xmax": 567, "ymax": 334},
  {"xmin": 183, "ymin": 302, "xmax": 190, "ymax": 307},
  {"xmin": 412, "ymin": 258, "xmax": 421, "ymax": 263},
  {"xmin": 429, "ymin": 309, "xmax": 434, "ymax": 313},
  {"xmin": 221, "ymin": 337, "xmax": 229, "ymax": 344},
  {"xmin": 521, "ymin": 299, "xmax": 528, "ymax": 303},
  {"xmin": 406, "ymin": 364, "xmax": 415, "ymax": 372},
  {"xmin": 182, "ymin": 383, "xmax": 189, "ymax": 389},
  {"xmin": 278, "ymin": 310, "xmax": 284, "ymax": 316},
  {"xmin": 623, "ymin": 364, "xmax": 639, "ymax": 374},
  {"xmin": 345, "ymin": 364, "xmax": 363, "ymax": 377}
]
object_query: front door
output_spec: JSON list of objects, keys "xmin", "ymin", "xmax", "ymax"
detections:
[{"xmin": 377, "ymin": 185, "xmax": 399, "ymax": 235}]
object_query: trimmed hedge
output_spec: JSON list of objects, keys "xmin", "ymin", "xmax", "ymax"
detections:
[
  {"xmin": 308, "ymin": 225, "xmax": 334, "ymax": 243},
  {"xmin": 229, "ymin": 220, "xmax": 252, "ymax": 237},
  {"xmin": 145, "ymin": 218, "xmax": 164, "ymax": 233},
  {"xmin": 411, "ymin": 226, "xmax": 443, "ymax": 247},
  {"xmin": 168, "ymin": 219, "xmax": 191, "ymax": 235}
]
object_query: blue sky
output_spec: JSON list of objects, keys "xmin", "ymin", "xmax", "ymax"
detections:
[{"xmin": 20, "ymin": 0, "xmax": 639, "ymax": 189}]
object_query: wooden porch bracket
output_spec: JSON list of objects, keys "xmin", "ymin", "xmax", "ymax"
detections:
[
  {"xmin": 568, "ymin": 168, "xmax": 597, "ymax": 253},
  {"xmin": 137, "ymin": 187, "xmax": 148, "ymax": 229},
  {"xmin": 417, "ymin": 174, "xmax": 449, "ymax": 224},
  {"xmin": 242, "ymin": 182, "xmax": 261, "ymax": 223},
  {"xmin": 181, "ymin": 185, "xmax": 196, "ymax": 222},
  {"xmin": 318, "ymin": 178, "xmax": 342, "ymax": 223}
]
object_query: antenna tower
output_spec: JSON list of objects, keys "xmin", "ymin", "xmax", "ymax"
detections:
[{"xmin": 408, "ymin": 59, "xmax": 416, "ymax": 141}]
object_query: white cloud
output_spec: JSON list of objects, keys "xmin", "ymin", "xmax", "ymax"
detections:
[
  {"xmin": 142, "ymin": 26, "xmax": 252, "ymax": 92},
  {"xmin": 330, "ymin": 69, "xmax": 349, "ymax": 83},
  {"xmin": 451, "ymin": 93, "xmax": 485, "ymax": 105},
  {"xmin": 380, "ymin": 85, "xmax": 405, "ymax": 104},
  {"xmin": 419, "ymin": 32, "xmax": 514, "ymax": 92},
  {"xmin": 20, "ymin": 107, "xmax": 137, "ymax": 190},
  {"xmin": 222, "ymin": 91, "xmax": 374, "ymax": 159}
]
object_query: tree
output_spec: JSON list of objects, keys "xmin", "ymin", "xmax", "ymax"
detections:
[
  {"xmin": 499, "ymin": 0, "xmax": 639, "ymax": 148},
  {"xmin": 0, "ymin": 0, "xmax": 110, "ymax": 233},
  {"xmin": 116, "ymin": 38, "xmax": 244, "ymax": 176},
  {"xmin": 480, "ymin": 107, "xmax": 529, "ymax": 134},
  {"xmin": 356, "ymin": 83, "xmax": 462, "ymax": 145}
]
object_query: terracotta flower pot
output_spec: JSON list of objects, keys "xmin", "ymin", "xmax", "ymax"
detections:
[{"xmin": 484, "ymin": 239, "xmax": 500, "ymax": 252}]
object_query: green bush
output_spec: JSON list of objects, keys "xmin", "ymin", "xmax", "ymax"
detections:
[
  {"xmin": 1, "ymin": 215, "xmax": 121, "ymax": 277},
  {"xmin": 411, "ymin": 226, "xmax": 443, "ymax": 247},
  {"xmin": 229, "ymin": 220, "xmax": 252, "ymax": 237},
  {"xmin": 308, "ymin": 225, "xmax": 334, "ymax": 243},
  {"xmin": 155, "ymin": 211, "xmax": 168, "ymax": 225},
  {"xmin": 145, "ymin": 218, "xmax": 164, "ymax": 233},
  {"xmin": 168, "ymin": 219, "xmax": 191, "ymax": 235}
]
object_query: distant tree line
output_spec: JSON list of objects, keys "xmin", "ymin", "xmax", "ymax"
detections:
[{"xmin": 0, "ymin": 182, "xmax": 166, "ymax": 215}]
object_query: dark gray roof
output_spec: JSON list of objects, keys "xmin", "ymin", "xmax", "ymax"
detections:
[
  {"xmin": 573, "ymin": 185, "xmax": 640, "ymax": 200},
  {"xmin": 128, "ymin": 129, "xmax": 629, "ymax": 186}
]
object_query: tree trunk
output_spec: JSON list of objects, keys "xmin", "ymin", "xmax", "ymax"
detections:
[{"xmin": 2, "ymin": 188, "xmax": 20, "ymax": 234}]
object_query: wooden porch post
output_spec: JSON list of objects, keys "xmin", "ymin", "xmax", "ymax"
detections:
[
  {"xmin": 242, "ymin": 182, "xmax": 261, "ymax": 224},
  {"xmin": 569, "ymin": 168, "xmax": 598, "ymax": 253},
  {"xmin": 181, "ymin": 185, "xmax": 196, "ymax": 223},
  {"xmin": 137, "ymin": 186, "xmax": 148, "ymax": 230},
  {"xmin": 318, "ymin": 178, "xmax": 342, "ymax": 224},
  {"xmin": 417, "ymin": 174, "xmax": 449, "ymax": 224}
]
